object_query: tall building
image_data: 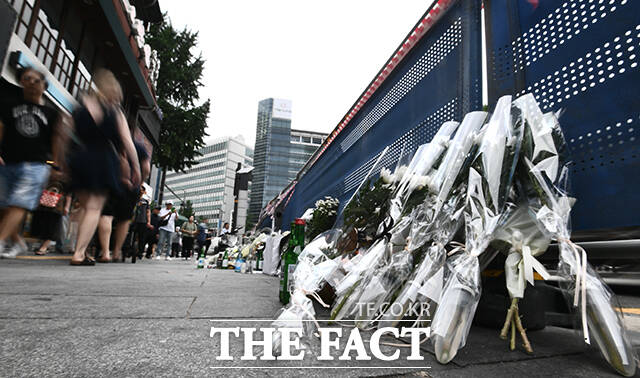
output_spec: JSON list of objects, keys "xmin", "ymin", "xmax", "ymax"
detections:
[
  {"xmin": 247, "ymin": 98, "xmax": 327, "ymax": 228},
  {"xmin": 289, "ymin": 129, "xmax": 326, "ymax": 179},
  {"xmin": 163, "ymin": 136, "xmax": 253, "ymax": 232}
]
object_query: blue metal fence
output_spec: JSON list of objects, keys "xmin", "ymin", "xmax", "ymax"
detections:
[
  {"xmin": 485, "ymin": 0, "xmax": 640, "ymax": 231},
  {"xmin": 279, "ymin": 0, "xmax": 483, "ymax": 229}
]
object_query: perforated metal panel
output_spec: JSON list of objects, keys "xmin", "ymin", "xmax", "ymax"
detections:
[
  {"xmin": 485, "ymin": 0, "xmax": 640, "ymax": 232},
  {"xmin": 280, "ymin": 0, "xmax": 482, "ymax": 228}
]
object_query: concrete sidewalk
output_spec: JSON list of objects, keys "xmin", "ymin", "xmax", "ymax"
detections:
[{"xmin": 0, "ymin": 257, "xmax": 638, "ymax": 377}]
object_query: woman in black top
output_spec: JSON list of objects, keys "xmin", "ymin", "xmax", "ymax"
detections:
[{"xmin": 68, "ymin": 69, "xmax": 140, "ymax": 265}]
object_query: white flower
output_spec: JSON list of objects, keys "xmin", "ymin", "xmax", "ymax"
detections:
[
  {"xmin": 393, "ymin": 165, "xmax": 408, "ymax": 183},
  {"xmin": 380, "ymin": 167, "xmax": 393, "ymax": 184}
]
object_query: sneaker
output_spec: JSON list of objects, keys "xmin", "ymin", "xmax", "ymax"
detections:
[
  {"xmin": 1, "ymin": 242, "xmax": 27, "ymax": 259},
  {"xmin": 0, "ymin": 240, "xmax": 5, "ymax": 257},
  {"xmin": 165, "ymin": 256, "xmax": 172, "ymax": 261},
  {"xmin": 156, "ymin": 256, "xmax": 162, "ymax": 260}
]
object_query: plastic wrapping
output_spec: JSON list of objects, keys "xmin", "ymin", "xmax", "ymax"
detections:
[
  {"xmin": 331, "ymin": 239, "xmax": 388, "ymax": 320},
  {"xmin": 515, "ymin": 93, "xmax": 637, "ymax": 376},
  {"xmin": 271, "ymin": 290, "xmax": 318, "ymax": 355},
  {"xmin": 408, "ymin": 111, "xmax": 487, "ymax": 252},
  {"xmin": 386, "ymin": 121, "xmax": 459, "ymax": 225},
  {"xmin": 293, "ymin": 240, "xmax": 339, "ymax": 294},
  {"xmin": 353, "ymin": 248, "xmax": 413, "ymax": 329},
  {"xmin": 432, "ymin": 96, "xmax": 523, "ymax": 364},
  {"xmin": 431, "ymin": 253, "xmax": 481, "ymax": 364},
  {"xmin": 261, "ymin": 232, "xmax": 286, "ymax": 276},
  {"xmin": 377, "ymin": 243, "xmax": 446, "ymax": 328},
  {"xmin": 493, "ymin": 205, "xmax": 551, "ymax": 299},
  {"xmin": 558, "ymin": 244, "xmax": 637, "ymax": 377}
]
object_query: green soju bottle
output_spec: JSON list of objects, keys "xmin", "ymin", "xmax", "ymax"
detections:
[
  {"xmin": 222, "ymin": 250, "xmax": 229, "ymax": 268},
  {"xmin": 279, "ymin": 219, "xmax": 305, "ymax": 305},
  {"xmin": 256, "ymin": 246, "xmax": 263, "ymax": 271}
]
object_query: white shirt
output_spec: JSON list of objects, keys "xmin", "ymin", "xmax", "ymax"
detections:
[{"xmin": 159, "ymin": 208, "xmax": 176, "ymax": 232}]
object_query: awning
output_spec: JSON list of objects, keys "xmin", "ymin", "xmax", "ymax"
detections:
[{"xmin": 130, "ymin": 0, "xmax": 163, "ymax": 24}]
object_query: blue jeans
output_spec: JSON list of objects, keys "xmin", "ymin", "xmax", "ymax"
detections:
[
  {"xmin": 158, "ymin": 229, "xmax": 173, "ymax": 257},
  {"xmin": 0, "ymin": 162, "xmax": 51, "ymax": 210}
]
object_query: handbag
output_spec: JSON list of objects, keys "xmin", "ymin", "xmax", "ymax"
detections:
[
  {"xmin": 39, "ymin": 189, "xmax": 62, "ymax": 208},
  {"xmin": 159, "ymin": 212, "xmax": 171, "ymax": 227}
]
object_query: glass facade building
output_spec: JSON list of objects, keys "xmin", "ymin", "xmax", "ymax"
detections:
[
  {"xmin": 163, "ymin": 136, "xmax": 253, "ymax": 231},
  {"xmin": 289, "ymin": 129, "xmax": 326, "ymax": 180},
  {"xmin": 247, "ymin": 99, "xmax": 327, "ymax": 228}
]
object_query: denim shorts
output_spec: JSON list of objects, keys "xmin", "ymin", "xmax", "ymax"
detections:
[{"xmin": 0, "ymin": 162, "xmax": 51, "ymax": 211}]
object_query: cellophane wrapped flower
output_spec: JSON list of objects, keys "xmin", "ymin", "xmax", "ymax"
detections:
[
  {"xmin": 330, "ymin": 239, "xmax": 388, "ymax": 321},
  {"xmin": 366, "ymin": 113, "xmax": 483, "ymax": 331},
  {"xmin": 432, "ymin": 95, "xmax": 523, "ymax": 364},
  {"xmin": 377, "ymin": 184, "xmax": 466, "ymax": 329},
  {"xmin": 515, "ymin": 94, "xmax": 637, "ymax": 377},
  {"xmin": 408, "ymin": 111, "xmax": 487, "ymax": 252},
  {"xmin": 330, "ymin": 117, "xmax": 465, "ymax": 327},
  {"xmin": 385, "ymin": 121, "xmax": 459, "ymax": 227},
  {"xmin": 271, "ymin": 290, "xmax": 318, "ymax": 355}
]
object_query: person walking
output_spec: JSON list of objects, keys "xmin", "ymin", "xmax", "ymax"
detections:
[
  {"xmin": 67, "ymin": 69, "xmax": 140, "ymax": 266},
  {"xmin": 156, "ymin": 202, "xmax": 177, "ymax": 260},
  {"xmin": 203, "ymin": 228, "xmax": 214, "ymax": 257},
  {"xmin": 0, "ymin": 67, "xmax": 62, "ymax": 258},
  {"xmin": 106, "ymin": 140, "xmax": 150, "ymax": 263},
  {"xmin": 171, "ymin": 226, "xmax": 182, "ymax": 258},
  {"xmin": 194, "ymin": 223, "xmax": 211, "ymax": 259},
  {"xmin": 145, "ymin": 206, "xmax": 161, "ymax": 258},
  {"xmin": 181, "ymin": 216, "xmax": 197, "ymax": 260},
  {"xmin": 129, "ymin": 186, "xmax": 152, "ymax": 262}
]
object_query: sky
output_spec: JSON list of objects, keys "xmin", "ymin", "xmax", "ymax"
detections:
[{"xmin": 160, "ymin": 0, "xmax": 435, "ymax": 148}]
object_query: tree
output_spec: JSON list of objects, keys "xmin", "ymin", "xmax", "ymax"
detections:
[
  {"xmin": 179, "ymin": 200, "xmax": 195, "ymax": 219},
  {"xmin": 146, "ymin": 15, "xmax": 210, "ymax": 203}
]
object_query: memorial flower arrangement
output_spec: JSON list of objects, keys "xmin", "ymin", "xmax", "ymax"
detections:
[
  {"xmin": 270, "ymin": 94, "xmax": 637, "ymax": 376},
  {"xmin": 305, "ymin": 197, "xmax": 339, "ymax": 242}
]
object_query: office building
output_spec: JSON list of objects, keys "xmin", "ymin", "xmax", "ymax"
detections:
[
  {"xmin": 247, "ymin": 98, "xmax": 327, "ymax": 228},
  {"xmin": 163, "ymin": 136, "xmax": 253, "ymax": 232},
  {"xmin": 289, "ymin": 129, "xmax": 326, "ymax": 179}
]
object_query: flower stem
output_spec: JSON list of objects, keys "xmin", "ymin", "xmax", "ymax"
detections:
[
  {"xmin": 510, "ymin": 319, "xmax": 516, "ymax": 350},
  {"xmin": 500, "ymin": 298, "xmax": 518, "ymax": 339},
  {"xmin": 500, "ymin": 297, "xmax": 534, "ymax": 353}
]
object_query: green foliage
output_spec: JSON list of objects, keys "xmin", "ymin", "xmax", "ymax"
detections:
[
  {"xmin": 306, "ymin": 197, "xmax": 339, "ymax": 242},
  {"xmin": 343, "ymin": 177, "xmax": 393, "ymax": 239},
  {"xmin": 179, "ymin": 199, "xmax": 195, "ymax": 218},
  {"xmin": 402, "ymin": 186, "xmax": 429, "ymax": 216},
  {"xmin": 146, "ymin": 14, "xmax": 210, "ymax": 172}
]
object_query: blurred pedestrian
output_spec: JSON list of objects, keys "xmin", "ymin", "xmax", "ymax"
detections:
[
  {"xmin": 157, "ymin": 201, "xmax": 177, "ymax": 260},
  {"xmin": 67, "ymin": 69, "xmax": 140, "ymax": 266},
  {"xmin": 104, "ymin": 141, "xmax": 150, "ymax": 263},
  {"xmin": 220, "ymin": 222, "xmax": 230, "ymax": 236},
  {"xmin": 0, "ymin": 67, "xmax": 62, "ymax": 258},
  {"xmin": 145, "ymin": 206, "xmax": 161, "ymax": 258},
  {"xmin": 181, "ymin": 215, "xmax": 197, "ymax": 259},
  {"xmin": 128, "ymin": 185, "xmax": 152, "ymax": 261},
  {"xmin": 171, "ymin": 225, "xmax": 181, "ymax": 258},
  {"xmin": 203, "ymin": 228, "xmax": 214, "ymax": 257},
  {"xmin": 31, "ymin": 179, "xmax": 71, "ymax": 255},
  {"xmin": 195, "ymin": 222, "xmax": 208, "ymax": 259}
]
